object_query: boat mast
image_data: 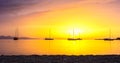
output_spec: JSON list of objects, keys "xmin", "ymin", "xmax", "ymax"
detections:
[
  {"xmin": 49, "ymin": 29, "xmax": 51, "ymax": 38},
  {"xmin": 73, "ymin": 28, "xmax": 74, "ymax": 38},
  {"xmin": 15, "ymin": 27, "xmax": 19, "ymax": 38},
  {"xmin": 109, "ymin": 29, "xmax": 111, "ymax": 39},
  {"xmin": 79, "ymin": 31, "xmax": 80, "ymax": 39}
]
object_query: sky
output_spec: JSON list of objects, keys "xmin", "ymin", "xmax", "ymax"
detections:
[{"xmin": 0, "ymin": 0, "xmax": 120, "ymax": 39}]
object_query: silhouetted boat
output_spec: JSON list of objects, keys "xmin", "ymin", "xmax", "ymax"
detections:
[
  {"xmin": 67, "ymin": 28, "xmax": 82, "ymax": 40},
  {"xmin": 104, "ymin": 29, "xmax": 114, "ymax": 41},
  {"xmin": 67, "ymin": 38, "xmax": 82, "ymax": 40},
  {"xmin": 45, "ymin": 38, "xmax": 54, "ymax": 40},
  {"xmin": 13, "ymin": 28, "xmax": 19, "ymax": 40},
  {"xmin": 116, "ymin": 37, "xmax": 120, "ymax": 40},
  {"xmin": 13, "ymin": 37, "xmax": 19, "ymax": 40},
  {"xmin": 44, "ymin": 29, "xmax": 54, "ymax": 40},
  {"xmin": 103, "ymin": 38, "xmax": 114, "ymax": 41}
]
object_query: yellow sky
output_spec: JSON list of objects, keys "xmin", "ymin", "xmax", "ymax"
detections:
[
  {"xmin": 0, "ymin": 0, "xmax": 120, "ymax": 39},
  {"xmin": 13, "ymin": 2, "xmax": 119, "ymax": 39}
]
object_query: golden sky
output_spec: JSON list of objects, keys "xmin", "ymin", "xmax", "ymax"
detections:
[{"xmin": 0, "ymin": 0, "xmax": 120, "ymax": 39}]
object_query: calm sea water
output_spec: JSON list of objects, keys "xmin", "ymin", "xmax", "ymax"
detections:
[{"xmin": 0, "ymin": 40, "xmax": 120, "ymax": 55}]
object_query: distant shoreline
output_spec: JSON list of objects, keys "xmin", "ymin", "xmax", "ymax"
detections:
[
  {"xmin": 0, "ymin": 36, "xmax": 37, "ymax": 39},
  {"xmin": 0, "ymin": 55, "xmax": 120, "ymax": 63},
  {"xmin": 0, "ymin": 38, "xmax": 39, "ymax": 40}
]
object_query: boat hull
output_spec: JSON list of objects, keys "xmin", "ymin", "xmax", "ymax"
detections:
[
  {"xmin": 67, "ymin": 38, "xmax": 82, "ymax": 40},
  {"xmin": 45, "ymin": 38, "xmax": 54, "ymax": 40},
  {"xmin": 13, "ymin": 37, "xmax": 19, "ymax": 40}
]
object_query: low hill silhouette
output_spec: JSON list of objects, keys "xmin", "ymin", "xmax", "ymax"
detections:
[{"xmin": 0, "ymin": 35, "xmax": 34, "ymax": 39}]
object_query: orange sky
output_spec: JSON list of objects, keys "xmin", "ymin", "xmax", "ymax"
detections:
[{"xmin": 0, "ymin": 0, "xmax": 120, "ymax": 39}]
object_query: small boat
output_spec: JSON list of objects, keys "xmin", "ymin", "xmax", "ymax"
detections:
[
  {"xmin": 13, "ymin": 28, "xmax": 19, "ymax": 40},
  {"xmin": 103, "ymin": 38, "xmax": 114, "ymax": 41},
  {"xmin": 13, "ymin": 37, "xmax": 19, "ymax": 40},
  {"xmin": 44, "ymin": 29, "xmax": 54, "ymax": 40},
  {"xmin": 67, "ymin": 38, "xmax": 82, "ymax": 40},
  {"xmin": 45, "ymin": 38, "xmax": 54, "ymax": 40},
  {"xmin": 116, "ymin": 37, "xmax": 120, "ymax": 40},
  {"xmin": 67, "ymin": 28, "xmax": 82, "ymax": 40},
  {"xmin": 104, "ymin": 29, "xmax": 114, "ymax": 41}
]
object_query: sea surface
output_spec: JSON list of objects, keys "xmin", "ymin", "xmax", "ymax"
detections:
[{"xmin": 0, "ymin": 40, "xmax": 120, "ymax": 55}]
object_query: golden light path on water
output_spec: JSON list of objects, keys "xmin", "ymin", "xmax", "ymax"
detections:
[{"xmin": 0, "ymin": 40, "xmax": 120, "ymax": 55}]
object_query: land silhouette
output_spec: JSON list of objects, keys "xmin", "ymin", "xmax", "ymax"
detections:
[
  {"xmin": 0, "ymin": 35, "xmax": 35, "ymax": 39},
  {"xmin": 0, "ymin": 55, "xmax": 120, "ymax": 63}
]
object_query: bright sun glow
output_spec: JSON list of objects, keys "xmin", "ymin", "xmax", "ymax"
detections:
[{"xmin": 68, "ymin": 28, "xmax": 83, "ymax": 37}]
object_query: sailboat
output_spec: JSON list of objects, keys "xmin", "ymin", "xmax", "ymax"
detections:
[
  {"xmin": 44, "ymin": 29, "xmax": 54, "ymax": 40},
  {"xmin": 67, "ymin": 38, "xmax": 82, "ymax": 40},
  {"xmin": 13, "ymin": 28, "xmax": 19, "ymax": 40},
  {"xmin": 67, "ymin": 28, "xmax": 82, "ymax": 40},
  {"xmin": 104, "ymin": 29, "xmax": 114, "ymax": 41}
]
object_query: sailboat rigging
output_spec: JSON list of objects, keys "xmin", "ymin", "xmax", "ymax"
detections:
[
  {"xmin": 13, "ymin": 28, "xmax": 19, "ymax": 40},
  {"xmin": 44, "ymin": 29, "xmax": 54, "ymax": 40},
  {"xmin": 67, "ymin": 28, "xmax": 82, "ymax": 40},
  {"xmin": 104, "ymin": 29, "xmax": 114, "ymax": 41}
]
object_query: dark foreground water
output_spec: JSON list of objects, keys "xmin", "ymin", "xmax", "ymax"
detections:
[{"xmin": 0, "ymin": 55, "xmax": 120, "ymax": 63}]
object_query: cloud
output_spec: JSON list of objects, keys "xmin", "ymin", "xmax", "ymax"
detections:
[
  {"xmin": 0, "ymin": 0, "xmax": 81, "ymax": 17},
  {"xmin": 0, "ymin": 0, "xmax": 44, "ymax": 14},
  {"xmin": 0, "ymin": 0, "xmax": 119, "ymax": 14},
  {"xmin": 0, "ymin": 0, "xmax": 82, "ymax": 24},
  {"xmin": 82, "ymin": 0, "xmax": 115, "ymax": 3},
  {"xmin": 0, "ymin": 0, "xmax": 119, "ymax": 20}
]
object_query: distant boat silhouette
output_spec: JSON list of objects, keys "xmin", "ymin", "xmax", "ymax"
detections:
[
  {"xmin": 116, "ymin": 37, "xmax": 120, "ymax": 40},
  {"xmin": 44, "ymin": 29, "xmax": 54, "ymax": 40},
  {"xmin": 104, "ymin": 29, "xmax": 114, "ymax": 41},
  {"xmin": 45, "ymin": 38, "xmax": 54, "ymax": 40},
  {"xmin": 13, "ymin": 28, "xmax": 19, "ymax": 40},
  {"xmin": 67, "ymin": 28, "xmax": 82, "ymax": 40},
  {"xmin": 103, "ymin": 38, "xmax": 114, "ymax": 41},
  {"xmin": 67, "ymin": 38, "xmax": 82, "ymax": 40}
]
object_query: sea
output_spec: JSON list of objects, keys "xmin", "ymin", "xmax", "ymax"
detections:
[{"xmin": 0, "ymin": 39, "xmax": 120, "ymax": 55}]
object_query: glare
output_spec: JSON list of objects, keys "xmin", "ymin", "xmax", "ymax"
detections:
[{"xmin": 68, "ymin": 28, "xmax": 83, "ymax": 36}]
